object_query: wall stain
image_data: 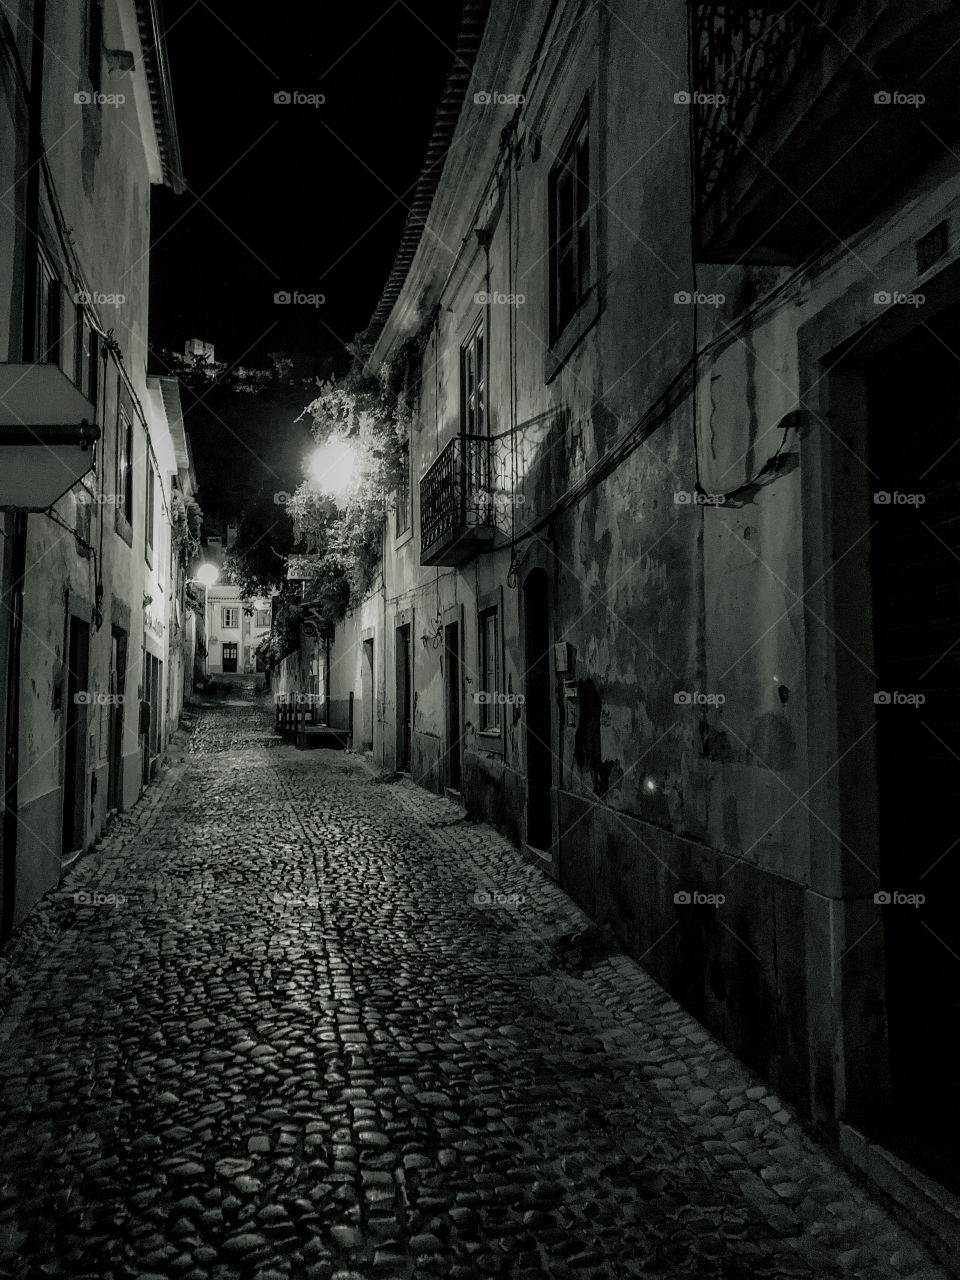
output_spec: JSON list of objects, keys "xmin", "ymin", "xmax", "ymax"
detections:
[{"xmin": 573, "ymin": 678, "xmax": 618, "ymax": 798}]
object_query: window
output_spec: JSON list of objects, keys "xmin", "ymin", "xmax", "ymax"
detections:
[
  {"xmin": 460, "ymin": 317, "xmax": 485, "ymax": 436},
  {"xmin": 478, "ymin": 605, "xmax": 500, "ymax": 733},
  {"xmin": 116, "ymin": 399, "xmax": 133, "ymax": 529},
  {"xmin": 222, "ymin": 607, "xmax": 239, "ymax": 629},
  {"xmin": 75, "ymin": 309, "xmax": 99, "ymax": 405},
  {"xmin": 144, "ymin": 465, "xmax": 155, "ymax": 564},
  {"xmin": 255, "ymin": 609, "xmax": 271, "ymax": 628},
  {"xmin": 549, "ymin": 108, "xmax": 591, "ymax": 341},
  {"xmin": 85, "ymin": 0, "xmax": 103, "ymax": 94},
  {"xmin": 35, "ymin": 248, "xmax": 61, "ymax": 364},
  {"xmin": 396, "ymin": 437, "xmax": 411, "ymax": 535}
]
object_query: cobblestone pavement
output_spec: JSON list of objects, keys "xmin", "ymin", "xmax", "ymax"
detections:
[{"xmin": 0, "ymin": 696, "xmax": 950, "ymax": 1280}]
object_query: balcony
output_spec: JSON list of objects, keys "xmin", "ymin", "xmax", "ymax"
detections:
[
  {"xmin": 691, "ymin": 1, "xmax": 960, "ymax": 263},
  {"xmin": 419, "ymin": 434, "xmax": 508, "ymax": 566}
]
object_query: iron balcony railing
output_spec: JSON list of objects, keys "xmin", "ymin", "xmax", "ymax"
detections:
[
  {"xmin": 690, "ymin": 0, "xmax": 843, "ymax": 236},
  {"xmin": 419, "ymin": 433, "xmax": 512, "ymax": 558}
]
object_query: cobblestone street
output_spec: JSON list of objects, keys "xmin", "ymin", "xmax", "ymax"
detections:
[{"xmin": 0, "ymin": 695, "xmax": 949, "ymax": 1280}]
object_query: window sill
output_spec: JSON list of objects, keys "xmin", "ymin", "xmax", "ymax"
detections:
[
  {"xmin": 395, "ymin": 525, "xmax": 413, "ymax": 551},
  {"xmin": 114, "ymin": 512, "xmax": 133, "ymax": 547},
  {"xmin": 545, "ymin": 287, "xmax": 600, "ymax": 384}
]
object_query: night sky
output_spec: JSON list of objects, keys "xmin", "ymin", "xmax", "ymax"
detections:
[{"xmin": 149, "ymin": 0, "xmax": 465, "ymax": 369}]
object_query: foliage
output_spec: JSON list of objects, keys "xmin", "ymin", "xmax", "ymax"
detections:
[
  {"xmin": 171, "ymin": 488, "xmax": 203, "ymax": 569},
  {"xmin": 285, "ymin": 331, "xmax": 426, "ymax": 623},
  {"xmin": 221, "ymin": 494, "xmax": 295, "ymax": 599}
]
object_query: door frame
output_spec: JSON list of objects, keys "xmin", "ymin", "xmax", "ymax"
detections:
[
  {"xmin": 442, "ymin": 605, "xmax": 464, "ymax": 793},
  {"xmin": 62, "ymin": 614, "xmax": 90, "ymax": 855},
  {"xmin": 361, "ymin": 630, "xmax": 375, "ymax": 752},
  {"xmin": 221, "ymin": 642, "xmax": 238, "ymax": 673},
  {"xmin": 521, "ymin": 567, "xmax": 556, "ymax": 874},
  {"xmin": 395, "ymin": 610, "xmax": 413, "ymax": 772}
]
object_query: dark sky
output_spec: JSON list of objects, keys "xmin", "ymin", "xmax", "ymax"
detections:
[{"xmin": 149, "ymin": 0, "xmax": 465, "ymax": 369}]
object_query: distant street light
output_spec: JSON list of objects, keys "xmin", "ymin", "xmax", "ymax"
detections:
[
  {"xmin": 308, "ymin": 436, "xmax": 359, "ymax": 499},
  {"xmin": 188, "ymin": 563, "xmax": 220, "ymax": 675}
]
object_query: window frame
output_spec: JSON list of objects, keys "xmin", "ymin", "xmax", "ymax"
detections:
[
  {"xmin": 35, "ymin": 246, "xmax": 61, "ymax": 365},
  {"xmin": 144, "ymin": 464, "xmax": 155, "ymax": 566},
  {"xmin": 460, "ymin": 315, "xmax": 486, "ymax": 438},
  {"xmin": 395, "ymin": 434, "xmax": 411, "ymax": 539},
  {"xmin": 548, "ymin": 103, "xmax": 592, "ymax": 345},
  {"xmin": 114, "ymin": 386, "xmax": 134, "ymax": 543},
  {"xmin": 475, "ymin": 586, "xmax": 505, "ymax": 755},
  {"xmin": 222, "ymin": 606, "xmax": 239, "ymax": 630}
]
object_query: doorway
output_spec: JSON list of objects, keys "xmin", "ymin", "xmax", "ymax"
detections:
[
  {"xmin": 222, "ymin": 642, "xmax": 238, "ymax": 673},
  {"xmin": 62, "ymin": 616, "xmax": 90, "ymax": 855},
  {"xmin": 523, "ymin": 569, "xmax": 553, "ymax": 852},
  {"xmin": 396, "ymin": 623, "xmax": 412, "ymax": 772},
  {"xmin": 444, "ymin": 621, "xmax": 462, "ymax": 792},
  {"xmin": 107, "ymin": 629, "xmax": 127, "ymax": 810},
  {"xmin": 865, "ymin": 309, "xmax": 960, "ymax": 1186},
  {"xmin": 361, "ymin": 637, "xmax": 375, "ymax": 751}
]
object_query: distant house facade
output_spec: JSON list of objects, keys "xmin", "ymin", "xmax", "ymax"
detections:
[{"xmin": 203, "ymin": 584, "xmax": 271, "ymax": 676}]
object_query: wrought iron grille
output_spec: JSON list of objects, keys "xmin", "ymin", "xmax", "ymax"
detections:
[
  {"xmin": 419, "ymin": 434, "xmax": 513, "ymax": 553},
  {"xmin": 690, "ymin": 1, "xmax": 843, "ymax": 218}
]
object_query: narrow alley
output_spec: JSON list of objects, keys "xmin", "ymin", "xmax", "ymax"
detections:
[{"xmin": 0, "ymin": 693, "xmax": 947, "ymax": 1280}]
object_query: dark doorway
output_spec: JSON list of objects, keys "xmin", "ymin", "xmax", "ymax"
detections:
[
  {"xmin": 222, "ymin": 642, "xmax": 238, "ymax": 673},
  {"xmin": 865, "ymin": 308, "xmax": 960, "ymax": 1189},
  {"xmin": 107, "ymin": 629, "xmax": 127, "ymax": 810},
  {"xmin": 396, "ymin": 623, "xmax": 412, "ymax": 772},
  {"xmin": 361, "ymin": 638, "xmax": 375, "ymax": 751},
  {"xmin": 523, "ymin": 570, "xmax": 552, "ymax": 851},
  {"xmin": 62, "ymin": 616, "xmax": 90, "ymax": 855},
  {"xmin": 444, "ymin": 621, "xmax": 462, "ymax": 792}
]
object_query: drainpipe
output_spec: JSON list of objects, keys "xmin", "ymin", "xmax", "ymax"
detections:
[{"xmin": 2, "ymin": 0, "xmax": 47, "ymax": 944}]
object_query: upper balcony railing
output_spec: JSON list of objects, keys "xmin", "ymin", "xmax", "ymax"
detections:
[
  {"xmin": 690, "ymin": 1, "xmax": 960, "ymax": 262},
  {"xmin": 419, "ymin": 434, "xmax": 507, "ymax": 566}
]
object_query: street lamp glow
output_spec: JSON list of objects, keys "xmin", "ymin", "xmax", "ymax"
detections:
[
  {"xmin": 309, "ymin": 436, "xmax": 359, "ymax": 498},
  {"xmin": 194, "ymin": 562, "xmax": 219, "ymax": 587}
]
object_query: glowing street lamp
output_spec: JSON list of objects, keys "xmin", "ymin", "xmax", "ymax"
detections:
[
  {"xmin": 308, "ymin": 436, "xmax": 360, "ymax": 499},
  {"xmin": 189, "ymin": 562, "xmax": 219, "ymax": 675}
]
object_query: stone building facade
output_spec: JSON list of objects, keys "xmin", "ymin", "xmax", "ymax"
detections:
[
  {"xmin": 319, "ymin": 0, "xmax": 960, "ymax": 1177},
  {"xmin": 0, "ymin": 0, "xmax": 191, "ymax": 937}
]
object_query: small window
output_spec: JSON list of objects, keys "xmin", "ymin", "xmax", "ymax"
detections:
[
  {"xmin": 478, "ymin": 605, "xmax": 500, "ymax": 732},
  {"xmin": 396, "ymin": 437, "xmax": 411, "ymax": 535},
  {"xmin": 144, "ymin": 465, "xmax": 155, "ymax": 563},
  {"xmin": 255, "ymin": 609, "xmax": 270, "ymax": 628},
  {"xmin": 549, "ymin": 107, "xmax": 592, "ymax": 342},
  {"xmin": 222, "ymin": 607, "xmax": 239, "ymax": 629},
  {"xmin": 75, "ymin": 309, "xmax": 99, "ymax": 405},
  {"xmin": 460, "ymin": 317, "xmax": 485, "ymax": 436},
  {"xmin": 116, "ymin": 400, "xmax": 134, "ymax": 527},
  {"xmin": 35, "ymin": 248, "xmax": 61, "ymax": 364}
]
